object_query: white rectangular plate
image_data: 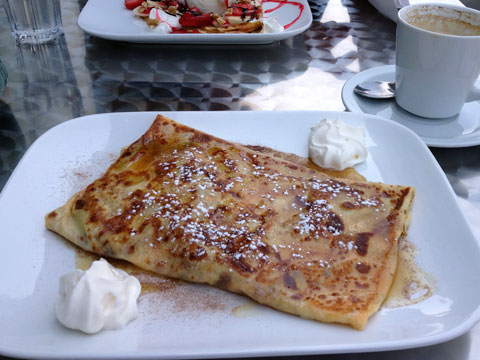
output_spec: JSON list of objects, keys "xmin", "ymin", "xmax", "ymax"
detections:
[
  {"xmin": 1, "ymin": 111, "xmax": 479, "ymax": 359},
  {"xmin": 78, "ymin": 0, "xmax": 312, "ymax": 44}
]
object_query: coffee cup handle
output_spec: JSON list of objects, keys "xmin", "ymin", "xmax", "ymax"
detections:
[
  {"xmin": 394, "ymin": 0, "xmax": 409, "ymax": 10},
  {"xmin": 466, "ymin": 83, "xmax": 480, "ymax": 102}
]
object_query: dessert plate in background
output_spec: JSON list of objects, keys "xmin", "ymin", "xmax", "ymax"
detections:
[
  {"xmin": 78, "ymin": 0, "xmax": 312, "ymax": 44},
  {"xmin": 342, "ymin": 65, "xmax": 480, "ymax": 148},
  {"xmin": 0, "ymin": 111, "xmax": 479, "ymax": 359}
]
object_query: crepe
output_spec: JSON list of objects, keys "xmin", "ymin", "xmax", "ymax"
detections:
[
  {"xmin": 196, "ymin": 21, "xmax": 263, "ymax": 34},
  {"xmin": 45, "ymin": 115, "xmax": 415, "ymax": 329},
  {"xmin": 134, "ymin": 0, "xmax": 264, "ymax": 34}
]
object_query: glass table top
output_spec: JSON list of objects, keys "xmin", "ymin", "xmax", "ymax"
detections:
[{"xmin": 0, "ymin": 1, "xmax": 479, "ymax": 359}]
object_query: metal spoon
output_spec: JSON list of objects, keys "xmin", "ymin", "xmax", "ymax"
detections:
[
  {"xmin": 354, "ymin": 81, "xmax": 396, "ymax": 99},
  {"xmin": 354, "ymin": 80, "xmax": 480, "ymax": 101}
]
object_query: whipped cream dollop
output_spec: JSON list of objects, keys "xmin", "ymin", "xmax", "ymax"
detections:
[
  {"xmin": 55, "ymin": 258, "xmax": 141, "ymax": 334},
  {"xmin": 149, "ymin": 8, "xmax": 180, "ymax": 33},
  {"xmin": 262, "ymin": 17, "xmax": 284, "ymax": 33},
  {"xmin": 178, "ymin": 0, "xmax": 234, "ymax": 14},
  {"xmin": 308, "ymin": 118, "xmax": 367, "ymax": 171}
]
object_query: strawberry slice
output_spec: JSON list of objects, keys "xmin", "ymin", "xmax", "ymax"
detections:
[
  {"xmin": 231, "ymin": 3, "xmax": 260, "ymax": 17},
  {"xmin": 124, "ymin": 0, "xmax": 143, "ymax": 10},
  {"xmin": 179, "ymin": 13, "xmax": 214, "ymax": 27}
]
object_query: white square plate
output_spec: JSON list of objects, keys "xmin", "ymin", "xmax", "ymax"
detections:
[
  {"xmin": 1, "ymin": 111, "xmax": 479, "ymax": 359},
  {"xmin": 78, "ymin": 0, "xmax": 312, "ymax": 44}
]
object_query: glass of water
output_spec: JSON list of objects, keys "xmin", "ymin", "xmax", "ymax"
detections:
[{"xmin": 3, "ymin": 0, "xmax": 63, "ymax": 44}]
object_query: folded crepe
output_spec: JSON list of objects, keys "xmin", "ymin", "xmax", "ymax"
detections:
[{"xmin": 46, "ymin": 115, "xmax": 414, "ymax": 329}]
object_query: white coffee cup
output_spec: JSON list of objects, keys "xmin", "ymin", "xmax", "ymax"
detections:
[{"xmin": 395, "ymin": 4, "xmax": 480, "ymax": 118}]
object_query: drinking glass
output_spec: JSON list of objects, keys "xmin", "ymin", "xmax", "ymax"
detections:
[{"xmin": 3, "ymin": 0, "xmax": 63, "ymax": 44}]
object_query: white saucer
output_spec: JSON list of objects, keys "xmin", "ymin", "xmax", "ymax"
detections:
[{"xmin": 342, "ymin": 65, "xmax": 480, "ymax": 148}]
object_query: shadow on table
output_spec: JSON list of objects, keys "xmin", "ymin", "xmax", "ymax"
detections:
[
  {"xmin": 0, "ymin": 30, "xmax": 86, "ymax": 190},
  {"xmin": 1, "ymin": 31, "xmax": 85, "ymax": 145},
  {"xmin": 232, "ymin": 330, "xmax": 472, "ymax": 360},
  {"xmin": 81, "ymin": 35, "xmax": 313, "ymax": 112},
  {"xmin": 431, "ymin": 146, "xmax": 480, "ymax": 176},
  {"xmin": 431, "ymin": 145, "xmax": 480, "ymax": 204},
  {"xmin": 14, "ymin": 34, "xmax": 85, "ymax": 129},
  {"xmin": 0, "ymin": 100, "xmax": 26, "ymax": 192}
]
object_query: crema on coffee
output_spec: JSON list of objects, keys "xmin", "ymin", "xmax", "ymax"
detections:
[{"xmin": 407, "ymin": 14, "xmax": 480, "ymax": 36}]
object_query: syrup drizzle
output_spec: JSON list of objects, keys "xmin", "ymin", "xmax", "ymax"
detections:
[
  {"xmin": 264, "ymin": 0, "xmax": 304, "ymax": 29},
  {"xmin": 154, "ymin": 9, "xmax": 174, "ymax": 31}
]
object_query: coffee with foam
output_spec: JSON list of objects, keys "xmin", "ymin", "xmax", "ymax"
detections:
[
  {"xmin": 405, "ymin": 7, "xmax": 480, "ymax": 36},
  {"xmin": 395, "ymin": 4, "xmax": 480, "ymax": 118}
]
